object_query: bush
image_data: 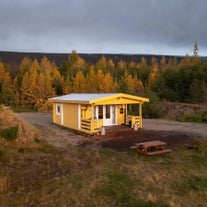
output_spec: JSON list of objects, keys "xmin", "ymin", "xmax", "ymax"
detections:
[
  {"xmin": 141, "ymin": 90, "xmax": 162, "ymax": 118},
  {"xmin": 176, "ymin": 111, "xmax": 207, "ymax": 123},
  {"xmin": 0, "ymin": 125, "xmax": 19, "ymax": 141}
]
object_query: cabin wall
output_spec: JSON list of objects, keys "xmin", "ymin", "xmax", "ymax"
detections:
[
  {"xmin": 53, "ymin": 103, "xmax": 61, "ymax": 124},
  {"xmin": 52, "ymin": 103, "xmax": 79, "ymax": 130},
  {"xmin": 63, "ymin": 103, "xmax": 79, "ymax": 130}
]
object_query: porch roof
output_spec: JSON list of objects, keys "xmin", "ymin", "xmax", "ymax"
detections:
[{"xmin": 49, "ymin": 93, "xmax": 149, "ymax": 104}]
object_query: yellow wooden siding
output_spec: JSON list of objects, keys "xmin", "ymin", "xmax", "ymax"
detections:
[
  {"xmin": 63, "ymin": 103, "xmax": 79, "ymax": 130},
  {"xmin": 53, "ymin": 103, "xmax": 61, "ymax": 125}
]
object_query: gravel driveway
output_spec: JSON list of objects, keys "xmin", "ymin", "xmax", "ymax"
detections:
[
  {"xmin": 17, "ymin": 113, "xmax": 88, "ymax": 148},
  {"xmin": 17, "ymin": 113, "xmax": 207, "ymax": 149},
  {"xmin": 143, "ymin": 119, "xmax": 207, "ymax": 138}
]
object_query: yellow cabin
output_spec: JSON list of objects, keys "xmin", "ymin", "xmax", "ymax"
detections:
[{"xmin": 49, "ymin": 93, "xmax": 149, "ymax": 134}]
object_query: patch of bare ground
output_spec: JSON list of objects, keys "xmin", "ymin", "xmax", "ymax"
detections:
[{"xmin": 17, "ymin": 113, "xmax": 207, "ymax": 152}]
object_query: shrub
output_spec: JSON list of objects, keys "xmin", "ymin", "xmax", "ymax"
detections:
[
  {"xmin": 141, "ymin": 90, "xmax": 162, "ymax": 118},
  {"xmin": 176, "ymin": 111, "xmax": 207, "ymax": 123},
  {"xmin": 0, "ymin": 125, "xmax": 19, "ymax": 141}
]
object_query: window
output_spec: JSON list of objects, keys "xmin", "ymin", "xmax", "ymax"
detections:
[
  {"xmin": 105, "ymin": 105, "xmax": 110, "ymax": 119},
  {"xmin": 98, "ymin": 105, "xmax": 103, "ymax": 119},
  {"xmin": 56, "ymin": 104, "xmax": 61, "ymax": 115}
]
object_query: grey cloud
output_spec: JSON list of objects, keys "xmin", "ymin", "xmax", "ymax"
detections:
[{"xmin": 0, "ymin": 0, "xmax": 207, "ymax": 55}]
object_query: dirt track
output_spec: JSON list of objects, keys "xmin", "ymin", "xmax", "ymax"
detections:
[{"xmin": 17, "ymin": 113, "xmax": 207, "ymax": 151}]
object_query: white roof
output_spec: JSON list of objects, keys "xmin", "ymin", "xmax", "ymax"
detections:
[{"xmin": 49, "ymin": 93, "xmax": 119, "ymax": 102}]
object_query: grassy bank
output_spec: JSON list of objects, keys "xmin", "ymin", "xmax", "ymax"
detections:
[
  {"xmin": 0, "ymin": 140, "xmax": 207, "ymax": 207},
  {"xmin": 176, "ymin": 111, "xmax": 207, "ymax": 123}
]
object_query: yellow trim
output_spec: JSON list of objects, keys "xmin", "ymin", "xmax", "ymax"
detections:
[
  {"xmin": 89, "ymin": 93, "xmax": 149, "ymax": 104},
  {"xmin": 49, "ymin": 93, "xmax": 149, "ymax": 105}
]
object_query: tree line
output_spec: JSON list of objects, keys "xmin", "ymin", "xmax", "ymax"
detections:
[{"xmin": 0, "ymin": 50, "xmax": 207, "ymax": 111}]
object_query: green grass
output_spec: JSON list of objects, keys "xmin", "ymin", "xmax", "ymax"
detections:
[
  {"xmin": 176, "ymin": 111, "xmax": 207, "ymax": 123},
  {"xmin": 0, "ymin": 125, "xmax": 19, "ymax": 141},
  {"xmin": 96, "ymin": 168, "xmax": 168, "ymax": 207},
  {"xmin": 0, "ymin": 140, "xmax": 207, "ymax": 206}
]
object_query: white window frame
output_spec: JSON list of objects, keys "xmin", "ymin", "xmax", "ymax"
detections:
[{"xmin": 56, "ymin": 104, "xmax": 61, "ymax": 115}]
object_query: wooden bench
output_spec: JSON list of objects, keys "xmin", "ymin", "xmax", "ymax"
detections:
[
  {"xmin": 145, "ymin": 149, "xmax": 172, "ymax": 155},
  {"xmin": 131, "ymin": 140, "xmax": 172, "ymax": 156}
]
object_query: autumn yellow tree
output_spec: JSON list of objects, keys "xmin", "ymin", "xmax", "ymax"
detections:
[
  {"xmin": 134, "ymin": 76, "xmax": 144, "ymax": 93},
  {"xmin": 160, "ymin": 56, "xmax": 167, "ymax": 71},
  {"xmin": 0, "ymin": 62, "xmax": 14, "ymax": 105},
  {"xmin": 102, "ymin": 72, "xmax": 115, "ymax": 92},
  {"xmin": 118, "ymin": 71, "xmax": 135, "ymax": 94},
  {"xmin": 17, "ymin": 56, "xmax": 32, "ymax": 87},
  {"xmin": 86, "ymin": 66, "xmax": 98, "ymax": 92},
  {"xmin": 40, "ymin": 57, "xmax": 64, "ymax": 95},
  {"xmin": 20, "ymin": 59, "xmax": 56, "ymax": 109},
  {"xmin": 96, "ymin": 69, "xmax": 105, "ymax": 92},
  {"xmin": 20, "ymin": 60, "xmax": 40, "ymax": 107},
  {"xmin": 147, "ymin": 65, "xmax": 158, "ymax": 89},
  {"xmin": 95, "ymin": 56, "xmax": 108, "ymax": 73},
  {"xmin": 63, "ymin": 78, "xmax": 72, "ymax": 94},
  {"xmin": 73, "ymin": 71, "xmax": 86, "ymax": 92},
  {"xmin": 60, "ymin": 50, "xmax": 86, "ymax": 80}
]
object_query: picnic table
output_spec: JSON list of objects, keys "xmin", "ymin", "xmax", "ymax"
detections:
[{"xmin": 130, "ymin": 140, "xmax": 172, "ymax": 155}]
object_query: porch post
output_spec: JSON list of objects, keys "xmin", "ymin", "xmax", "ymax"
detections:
[
  {"xmin": 139, "ymin": 103, "xmax": 142, "ymax": 128},
  {"xmin": 125, "ymin": 104, "xmax": 127, "ymax": 124},
  {"xmin": 91, "ymin": 104, "xmax": 94, "ymax": 132}
]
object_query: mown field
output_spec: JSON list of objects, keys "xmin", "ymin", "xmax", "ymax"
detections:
[{"xmin": 0, "ymin": 139, "xmax": 207, "ymax": 207}]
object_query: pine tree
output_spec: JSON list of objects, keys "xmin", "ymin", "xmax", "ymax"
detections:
[{"xmin": 194, "ymin": 41, "xmax": 199, "ymax": 56}]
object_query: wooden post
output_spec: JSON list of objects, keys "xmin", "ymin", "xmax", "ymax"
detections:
[
  {"xmin": 139, "ymin": 103, "xmax": 142, "ymax": 128},
  {"xmin": 125, "ymin": 104, "xmax": 127, "ymax": 125},
  {"xmin": 91, "ymin": 104, "xmax": 94, "ymax": 133}
]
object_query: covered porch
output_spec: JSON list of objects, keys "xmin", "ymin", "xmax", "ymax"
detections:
[{"xmin": 80, "ymin": 102, "xmax": 145, "ymax": 135}]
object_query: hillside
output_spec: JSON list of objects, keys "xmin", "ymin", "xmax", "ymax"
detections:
[
  {"xmin": 0, "ymin": 51, "xmax": 185, "ymax": 66},
  {"xmin": 0, "ymin": 105, "xmax": 38, "ymax": 147}
]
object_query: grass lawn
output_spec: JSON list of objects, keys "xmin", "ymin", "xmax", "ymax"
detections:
[{"xmin": 0, "ymin": 140, "xmax": 207, "ymax": 207}]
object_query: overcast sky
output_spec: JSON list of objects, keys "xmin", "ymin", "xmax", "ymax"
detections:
[{"xmin": 0, "ymin": 0, "xmax": 207, "ymax": 56}]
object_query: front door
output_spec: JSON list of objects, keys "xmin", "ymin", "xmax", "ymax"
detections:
[{"xmin": 103, "ymin": 105, "xmax": 116, "ymax": 126}]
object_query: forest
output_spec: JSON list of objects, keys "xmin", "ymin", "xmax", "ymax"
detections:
[{"xmin": 0, "ymin": 50, "xmax": 207, "ymax": 116}]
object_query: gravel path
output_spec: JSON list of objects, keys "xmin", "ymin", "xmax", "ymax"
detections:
[
  {"xmin": 17, "ymin": 113, "xmax": 88, "ymax": 148},
  {"xmin": 143, "ymin": 119, "xmax": 207, "ymax": 138},
  {"xmin": 17, "ymin": 113, "xmax": 207, "ymax": 149}
]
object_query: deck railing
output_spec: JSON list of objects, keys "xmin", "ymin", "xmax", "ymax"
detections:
[
  {"xmin": 80, "ymin": 119, "xmax": 103, "ymax": 134},
  {"xmin": 126, "ymin": 115, "xmax": 141, "ymax": 128}
]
